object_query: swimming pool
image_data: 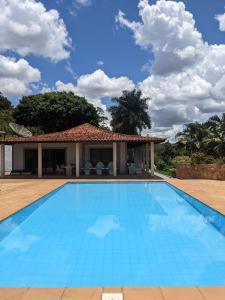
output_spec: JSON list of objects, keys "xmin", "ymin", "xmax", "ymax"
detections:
[{"xmin": 0, "ymin": 182, "xmax": 225, "ymax": 287}]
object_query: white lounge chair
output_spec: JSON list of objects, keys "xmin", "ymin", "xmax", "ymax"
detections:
[
  {"xmin": 128, "ymin": 163, "xmax": 136, "ymax": 175},
  {"xmin": 56, "ymin": 165, "xmax": 64, "ymax": 175},
  {"xmin": 84, "ymin": 161, "xmax": 92, "ymax": 175},
  {"xmin": 129, "ymin": 163, "xmax": 142, "ymax": 175},
  {"xmin": 96, "ymin": 161, "xmax": 104, "ymax": 175},
  {"xmin": 108, "ymin": 162, "xmax": 113, "ymax": 175}
]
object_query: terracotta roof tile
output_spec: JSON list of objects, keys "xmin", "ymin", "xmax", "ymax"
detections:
[{"xmin": 0, "ymin": 123, "xmax": 165, "ymax": 144}]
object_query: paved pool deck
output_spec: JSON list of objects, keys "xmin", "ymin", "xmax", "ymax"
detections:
[{"xmin": 0, "ymin": 178, "xmax": 225, "ymax": 300}]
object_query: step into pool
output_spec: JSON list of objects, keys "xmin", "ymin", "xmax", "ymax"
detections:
[{"xmin": 0, "ymin": 182, "xmax": 225, "ymax": 287}]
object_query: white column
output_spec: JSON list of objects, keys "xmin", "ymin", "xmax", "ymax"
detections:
[
  {"xmin": 76, "ymin": 143, "xmax": 80, "ymax": 178},
  {"xmin": 113, "ymin": 142, "xmax": 117, "ymax": 177},
  {"xmin": 0, "ymin": 144, "xmax": 5, "ymax": 178},
  {"xmin": 38, "ymin": 143, "xmax": 42, "ymax": 178},
  {"xmin": 119, "ymin": 142, "xmax": 126, "ymax": 174},
  {"xmin": 151, "ymin": 142, "xmax": 155, "ymax": 177},
  {"xmin": 146, "ymin": 143, "xmax": 149, "ymax": 174},
  {"xmin": 12, "ymin": 144, "xmax": 14, "ymax": 172}
]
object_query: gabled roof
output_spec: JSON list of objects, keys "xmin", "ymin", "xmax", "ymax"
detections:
[{"xmin": 0, "ymin": 123, "xmax": 165, "ymax": 144}]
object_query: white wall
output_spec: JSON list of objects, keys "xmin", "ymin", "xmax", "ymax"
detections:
[
  {"xmin": 13, "ymin": 143, "xmax": 76, "ymax": 170},
  {"xmin": 13, "ymin": 142, "xmax": 128, "ymax": 173}
]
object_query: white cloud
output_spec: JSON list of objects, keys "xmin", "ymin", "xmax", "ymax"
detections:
[
  {"xmin": 68, "ymin": 0, "xmax": 92, "ymax": 15},
  {"xmin": 116, "ymin": 0, "xmax": 225, "ymax": 138},
  {"xmin": 0, "ymin": 0, "xmax": 71, "ymax": 62},
  {"xmin": 215, "ymin": 12, "xmax": 225, "ymax": 31},
  {"xmin": 116, "ymin": 0, "xmax": 203, "ymax": 75},
  {"xmin": 65, "ymin": 62, "xmax": 78, "ymax": 79},
  {"xmin": 76, "ymin": 0, "xmax": 92, "ymax": 6},
  {"xmin": 0, "ymin": 55, "xmax": 41, "ymax": 97},
  {"xmin": 56, "ymin": 69, "xmax": 134, "ymax": 103},
  {"xmin": 75, "ymin": 69, "xmax": 135, "ymax": 99},
  {"xmin": 97, "ymin": 60, "xmax": 104, "ymax": 66},
  {"xmin": 55, "ymin": 69, "xmax": 135, "ymax": 124}
]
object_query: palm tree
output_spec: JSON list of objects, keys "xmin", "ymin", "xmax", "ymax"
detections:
[
  {"xmin": 176, "ymin": 122, "xmax": 209, "ymax": 154},
  {"xmin": 109, "ymin": 89, "xmax": 151, "ymax": 135},
  {"xmin": 205, "ymin": 114, "xmax": 225, "ymax": 157}
]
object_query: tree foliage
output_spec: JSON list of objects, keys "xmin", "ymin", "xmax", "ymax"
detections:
[
  {"xmin": 14, "ymin": 92, "xmax": 104, "ymax": 133},
  {"xmin": 0, "ymin": 93, "xmax": 12, "ymax": 110},
  {"xmin": 176, "ymin": 114, "xmax": 225, "ymax": 158},
  {"xmin": 0, "ymin": 92, "xmax": 14, "ymax": 136},
  {"xmin": 109, "ymin": 89, "xmax": 151, "ymax": 135},
  {"xmin": 156, "ymin": 114, "xmax": 225, "ymax": 176}
]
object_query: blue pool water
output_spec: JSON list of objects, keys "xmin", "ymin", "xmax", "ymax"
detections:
[{"xmin": 1, "ymin": 182, "xmax": 225, "ymax": 287}]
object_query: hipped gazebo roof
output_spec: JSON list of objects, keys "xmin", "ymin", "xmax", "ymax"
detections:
[{"xmin": 0, "ymin": 123, "xmax": 165, "ymax": 144}]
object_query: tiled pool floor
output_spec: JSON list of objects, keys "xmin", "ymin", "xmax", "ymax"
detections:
[{"xmin": 1, "ymin": 178, "xmax": 225, "ymax": 299}]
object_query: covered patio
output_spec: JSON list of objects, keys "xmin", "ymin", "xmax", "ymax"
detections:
[{"xmin": 0, "ymin": 123, "xmax": 164, "ymax": 178}]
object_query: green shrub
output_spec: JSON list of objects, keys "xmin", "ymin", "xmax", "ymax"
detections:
[
  {"xmin": 216, "ymin": 157, "xmax": 225, "ymax": 165},
  {"xmin": 171, "ymin": 155, "xmax": 191, "ymax": 167},
  {"xmin": 168, "ymin": 168, "xmax": 176, "ymax": 178},
  {"xmin": 191, "ymin": 152, "xmax": 215, "ymax": 164}
]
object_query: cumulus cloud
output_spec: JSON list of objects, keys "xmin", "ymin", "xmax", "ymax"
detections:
[
  {"xmin": 0, "ymin": 0, "xmax": 71, "ymax": 62},
  {"xmin": 56, "ymin": 69, "xmax": 134, "ymax": 106},
  {"xmin": 0, "ymin": 55, "xmax": 41, "ymax": 97},
  {"xmin": 116, "ymin": 0, "xmax": 203, "ymax": 75},
  {"xmin": 55, "ymin": 69, "xmax": 135, "ymax": 123},
  {"xmin": 215, "ymin": 12, "xmax": 225, "ymax": 31},
  {"xmin": 116, "ymin": 0, "xmax": 225, "ymax": 138}
]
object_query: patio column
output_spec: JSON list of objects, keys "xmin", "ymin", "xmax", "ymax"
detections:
[
  {"xmin": 0, "ymin": 144, "xmax": 5, "ymax": 178},
  {"xmin": 38, "ymin": 143, "xmax": 42, "ymax": 178},
  {"xmin": 113, "ymin": 142, "xmax": 117, "ymax": 177},
  {"xmin": 119, "ymin": 142, "xmax": 126, "ymax": 174},
  {"xmin": 146, "ymin": 143, "xmax": 150, "ymax": 174},
  {"xmin": 150, "ymin": 142, "xmax": 155, "ymax": 177},
  {"xmin": 76, "ymin": 143, "xmax": 80, "ymax": 178}
]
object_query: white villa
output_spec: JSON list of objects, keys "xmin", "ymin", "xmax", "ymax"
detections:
[{"xmin": 0, "ymin": 123, "xmax": 164, "ymax": 178}]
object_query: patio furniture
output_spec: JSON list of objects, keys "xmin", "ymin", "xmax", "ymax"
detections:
[
  {"xmin": 56, "ymin": 165, "xmax": 64, "ymax": 176},
  {"xmin": 128, "ymin": 163, "xmax": 136, "ymax": 175},
  {"xmin": 84, "ymin": 161, "xmax": 93, "ymax": 175},
  {"xmin": 108, "ymin": 162, "xmax": 113, "ymax": 176},
  {"xmin": 96, "ymin": 161, "xmax": 104, "ymax": 175},
  {"xmin": 128, "ymin": 163, "xmax": 143, "ymax": 175},
  {"xmin": 62, "ymin": 164, "xmax": 73, "ymax": 176}
]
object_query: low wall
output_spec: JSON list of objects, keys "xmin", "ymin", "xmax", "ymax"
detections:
[{"xmin": 176, "ymin": 164, "xmax": 225, "ymax": 180}]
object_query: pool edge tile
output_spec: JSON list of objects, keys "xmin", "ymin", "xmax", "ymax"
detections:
[
  {"xmin": 123, "ymin": 287, "xmax": 163, "ymax": 300},
  {"xmin": 198, "ymin": 286, "xmax": 225, "ymax": 300},
  {"xmin": 0, "ymin": 288, "xmax": 28, "ymax": 300},
  {"xmin": 160, "ymin": 287, "xmax": 205, "ymax": 300}
]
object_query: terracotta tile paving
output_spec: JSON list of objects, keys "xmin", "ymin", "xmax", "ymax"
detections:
[
  {"xmin": 123, "ymin": 287, "xmax": 164, "ymax": 300},
  {"xmin": 167, "ymin": 179, "xmax": 225, "ymax": 215},
  {"xmin": 0, "ymin": 178, "xmax": 225, "ymax": 300},
  {"xmin": 161, "ymin": 287, "xmax": 204, "ymax": 300},
  {"xmin": 62, "ymin": 288, "xmax": 102, "ymax": 300}
]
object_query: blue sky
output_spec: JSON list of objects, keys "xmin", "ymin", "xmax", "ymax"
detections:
[
  {"xmin": 1, "ymin": 0, "xmax": 225, "ymax": 137},
  {"xmin": 33, "ymin": 0, "xmax": 225, "ymax": 86}
]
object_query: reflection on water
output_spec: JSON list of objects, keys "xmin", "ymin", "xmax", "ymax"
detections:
[
  {"xmin": 0, "ymin": 218, "xmax": 40, "ymax": 253},
  {"xmin": 1, "ymin": 182, "xmax": 225, "ymax": 287},
  {"xmin": 87, "ymin": 215, "xmax": 124, "ymax": 238},
  {"xmin": 0, "ymin": 226, "xmax": 40, "ymax": 253}
]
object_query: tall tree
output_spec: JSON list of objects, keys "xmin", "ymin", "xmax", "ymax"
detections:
[
  {"xmin": 205, "ymin": 114, "xmax": 225, "ymax": 157},
  {"xmin": 176, "ymin": 122, "xmax": 209, "ymax": 154},
  {"xmin": 14, "ymin": 92, "xmax": 105, "ymax": 133},
  {"xmin": 0, "ymin": 92, "xmax": 12, "ymax": 110},
  {"xmin": 109, "ymin": 89, "xmax": 151, "ymax": 135},
  {"xmin": 0, "ymin": 92, "xmax": 14, "ymax": 135}
]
